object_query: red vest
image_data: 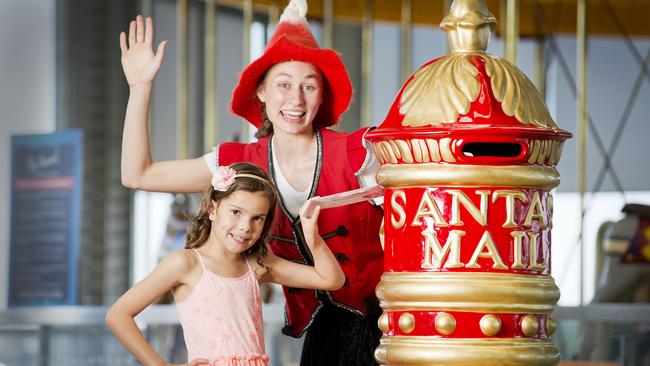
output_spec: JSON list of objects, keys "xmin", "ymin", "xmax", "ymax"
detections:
[{"xmin": 218, "ymin": 128, "xmax": 384, "ymax": 337}]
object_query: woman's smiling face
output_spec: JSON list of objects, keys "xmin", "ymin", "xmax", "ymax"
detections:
[{"xmin": 257, "ymin": 61, "xmax": 324, "ymax": 137}]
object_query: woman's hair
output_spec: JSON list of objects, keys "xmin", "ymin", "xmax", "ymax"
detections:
[
  {"xmin": 185, "ymin": 162, "xmax": 277, "ymax": 266},
  {"xmin": 255, "ymin": 105, "xmax": 275, "ymax": 139}
]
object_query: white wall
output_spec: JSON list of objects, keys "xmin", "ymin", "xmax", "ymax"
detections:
[{"xmin": 0, "ymin": 0, "xmax": 57, "ymax": 310}]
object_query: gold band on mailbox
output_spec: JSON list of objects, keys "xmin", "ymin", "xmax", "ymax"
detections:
[
  {"xmin": 377, "ymin": 164, "xmax": 560, "ymax": 190},
  {"xmin": 376, "ymin": 272, "xmax": 560, "ymax": 313},
  {"xmin": 375, "ymin": 336, "xmax": 559, "ymax": 366}
]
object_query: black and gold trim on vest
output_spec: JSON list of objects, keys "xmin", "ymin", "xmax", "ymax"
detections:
[
  {"xmin": 269, "ymin": 129, "xmax": 323, "ymax": 224},
  {"xmin": 268, "ymin": 129, "xmax": 368, "ymax": 336},
  {"xmin": 267, "ymin": 129, "xmax": 323, "ymax": 265}
]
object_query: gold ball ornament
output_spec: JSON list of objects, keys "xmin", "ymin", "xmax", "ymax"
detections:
[
  {"xmin": 435, "ymin": 312, "xmax": 456, "ymax": 335},
  {"xmin": 546, "ymin": 316, "xmax": 557, "ymax": 336},
  {"xmin": 521, "ymin": 314, "xmax": 539, "ymax": 337},
  {"xmin": 398, "ymin": 313, "xmax": 415, "ymax": 334},
  {"xmin": 378, "ymin": 313, "xmax": 390, "ymax": 333},
  {"xmin": 479, "ymin": 314, "xmax": 502, "ymax": 336}
]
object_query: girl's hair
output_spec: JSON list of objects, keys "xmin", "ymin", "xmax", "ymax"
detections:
[{"xmin": 185, "ymin": 162, "xmax": 277, "ymax": 266}]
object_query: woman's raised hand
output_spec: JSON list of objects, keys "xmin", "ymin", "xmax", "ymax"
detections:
[{"xmin": 119, "ymin": 15, "xmax": 167, "ymax": 87}]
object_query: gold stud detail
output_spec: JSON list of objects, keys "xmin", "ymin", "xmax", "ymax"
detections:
[
  {"xmin": 521, "ymin": 314, "xmax": 539, "ymax": 337},
  {"xmin": 479, "ymin": 314, "xmax": 502, "ymax": 336},
  {"xmin": 546, "ymin": 316, "xmax": 557, "ymax": 336},
  {"xmin": 378, "ymin": 313, "xmax": 389, "ymax": 333},
  {"xmin": 435, "ymin": 312, "xmax": 456, "ymax": 335},
  {"xmin": 398, "ymin": 313, "xmax": 415, "ymax": 334}
]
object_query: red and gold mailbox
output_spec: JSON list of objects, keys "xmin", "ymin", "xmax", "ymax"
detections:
[{"xmin": 365, "ymin": 1, "xmax": 572, "ymax": 365}]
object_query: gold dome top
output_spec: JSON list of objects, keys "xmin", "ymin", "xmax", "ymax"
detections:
[
  {"xmin": 367, "ymin": 0, "xmax": 571, "ymax": 134},
  {"xmin": 440, "ymin": 0, "xmax": 497, "ymax": 52}
]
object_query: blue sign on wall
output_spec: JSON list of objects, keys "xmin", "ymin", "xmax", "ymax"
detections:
[{"xmin": 9, "ymin": 130, "xmax": 83, "ymax": 306}]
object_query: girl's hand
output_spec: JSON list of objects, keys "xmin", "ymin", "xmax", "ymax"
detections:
[
  {"xmin": 263, "ymin": 201, "xmax": 343, "ymax": 291},
  {"xmin": 119, "ymin": 15, "xmax": 167, "ymax": 87},
  {"xmin": 299, "ymin": 199, "xmax": 321, "ymax": 244}
]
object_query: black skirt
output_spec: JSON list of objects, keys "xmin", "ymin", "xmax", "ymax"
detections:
[{"xmin": 299, "ymin": 301, "xmax": 382, "ymax": 366}]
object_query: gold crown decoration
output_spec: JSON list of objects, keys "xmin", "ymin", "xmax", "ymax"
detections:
[{"xmin": 400, "ymin": 0, "xmax": 555, "ymax": 129}]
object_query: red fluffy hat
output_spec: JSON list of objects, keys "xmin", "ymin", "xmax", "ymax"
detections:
[{"xmin": 230, "ymin": 0, "xmax": 352, "ymax": 129}]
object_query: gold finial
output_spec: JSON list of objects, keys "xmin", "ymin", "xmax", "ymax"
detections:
[{"xmin": 440, "ymin": 0, "xmax": 497, "ymax": 53}]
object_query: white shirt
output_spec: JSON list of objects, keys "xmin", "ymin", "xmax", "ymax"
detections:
[
  {"xmin": 203, "ymin": 136, "xmax": 382, "ymax": 218},
  {"xmin": 270, "ymin": 136, "xmax": 312, "ymax": 218}
]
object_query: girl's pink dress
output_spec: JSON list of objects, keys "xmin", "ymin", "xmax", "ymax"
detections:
[{"xmin": 176, "ymin": 249, "xmax": 268, "ymax": 366}]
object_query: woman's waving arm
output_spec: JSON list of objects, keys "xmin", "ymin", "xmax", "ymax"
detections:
[{"xmin": 119, "ymin": 16, "xmax": 212, "ymax": 193}]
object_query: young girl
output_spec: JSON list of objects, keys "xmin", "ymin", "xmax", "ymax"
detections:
[{"xmin": 106, "ymin": 162, "xmax": 345, "ymax": 366}]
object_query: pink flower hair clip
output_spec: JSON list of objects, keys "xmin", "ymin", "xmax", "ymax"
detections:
[{"xmin": 212, "ymin": 166, "xmax": 237, "ymax": 191}]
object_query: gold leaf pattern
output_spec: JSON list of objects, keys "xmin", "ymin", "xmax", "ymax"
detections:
[
  {"xmin": 389, "ymin": 140, "xmax": 402, "ymax": 159},
  {"xmin": 400, "ymin": 54, "xmax": 480, "ymax": 126},
  {"xmin": 528, "ymin": 140, "xmax": 540, "ymax": 164},
  {"xmin": 537, "ymin": 140, "xmax": 548, "ymax": 164},
  {"xmin": 412, "ymin": 139, "xmax": 429, "ymax": 163},
  {"xmin": 399, "ymin": 52, "xmax": 557, "ymax": 129},
  {"xmin": 426, "ymin": 139, "xmax": 442, "ymax": 162},
  {"xmin": 373, "ymin": 143, "xmax": 383, "ymax": 164},
  {"xmin": 373, "ymin": 139, "xmax": 564, "ymax": 165},
  {"xmin": 381, "ymin": 141, "xmax": 398, "ymax": 164},
  {"xmin": 396, "ymin": 140, "xmax": 414, "ymax": 163},
  {"xmin": 440, "ymin": 138, "xmax": 456, "ymax": 162},
  {"xmin": 484, "ymin": 55, "xmax": 557, "ymax": 128}
]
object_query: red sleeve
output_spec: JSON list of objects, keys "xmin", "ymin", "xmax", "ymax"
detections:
[
  {"xmin": 218, "ymin": 142, "xmax": 245, "ymax": 166},
  {"xmin": 347, "ymin": 127, "xmax": 372, "ymax": 173}
]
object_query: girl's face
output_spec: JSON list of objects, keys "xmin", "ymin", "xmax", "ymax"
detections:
[
  {"xmin": 209, "ymin": 190, "xmax": 271, "ymax": 255},
  {"xmin": 257, "ymin": 61, "xmax": 324, "ymax": 137}
]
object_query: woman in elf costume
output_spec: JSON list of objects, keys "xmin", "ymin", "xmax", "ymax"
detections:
[{"xmin": 119, "ymin": 0, "xmax": 383, "ymax": 364}]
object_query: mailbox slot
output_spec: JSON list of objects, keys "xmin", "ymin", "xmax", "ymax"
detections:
[{"xmin": 459, "ymin": 139, "xmax": 527, "ymax": 163}]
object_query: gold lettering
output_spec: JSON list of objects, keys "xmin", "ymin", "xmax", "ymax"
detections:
[
  {"xmin": 421, "ymin": 230, "xmax": 465, "ymax": 269},
  {"xmin": 527, "ymin": 231, "xmax": 548, "ymax": 271},
  {"xmin": 510, "ymin": 231, "xmax": 526, "ymax": 269},
  {"xmin": 412, "ymin": 190, "xmax": 448, "ymax": 227},
  {"xmin": 466, "ymin": 231, "xmax": 507, "ymax": 269},
  {"xmin": 449, "ymin": 190, "xmax": 490, "ymax": 227},
  {"xmin": 492, "ymin": 190, "xmax": 527, "ymax": 228},
  {"xmin": 524, "ymin": 192, "xmax": 547, "ymax": 228},
  {"xmin": 390, "ymin": 190, "xmax": 407, "ymax": 229}
]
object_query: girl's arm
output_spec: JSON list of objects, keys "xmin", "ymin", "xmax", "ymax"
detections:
[
  {"xmin": 105, "ymin": 251, "xmax": 208, "ymax": 366},
  {"xmin": 261, "ymin": 204, "xmax": 345, "ymax": 291},
  {"xmin": 120, "ymin": 15, "xmax": 212, "ymax": 193}
]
